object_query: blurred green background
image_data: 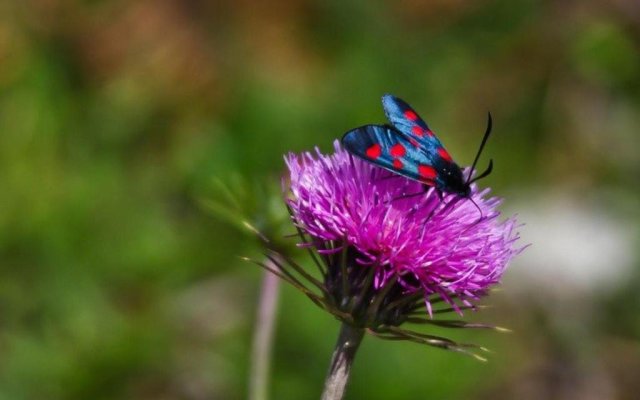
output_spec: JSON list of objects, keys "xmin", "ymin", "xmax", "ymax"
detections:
[{"xmin": 1, "ymin": 1, "xmax": 639, "ymax": 399}]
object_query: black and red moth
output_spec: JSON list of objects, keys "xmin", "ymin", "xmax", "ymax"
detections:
[{"xmin": 342, "ymin": 94, "xmax": 493, "ymax": 199}]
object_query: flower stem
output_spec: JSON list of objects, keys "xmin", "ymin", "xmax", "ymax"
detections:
[
  {"xmin": 321, "ymin": 323, "xmax": 365, "ymax": 400},
  {"xmin": 249, "ymin": 269, "xmax": 280, "ymax": 400}
]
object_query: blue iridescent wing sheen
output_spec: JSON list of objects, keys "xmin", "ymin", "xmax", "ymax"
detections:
[
  {"xmin": 341, "ymin": 124, "xmax": 445, "ymax": 187},
  {"xmin": 382, "ymin": 94, "xmax": 463, "ymax": 174},
  {"xmin": 381, "ymin": 94, "xmax": 445, "ymax": 150}
]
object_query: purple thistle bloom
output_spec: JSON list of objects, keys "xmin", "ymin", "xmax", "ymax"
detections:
[{"xmin": 285, "ymin": 141, "xmax": 522, "ymax": 319}]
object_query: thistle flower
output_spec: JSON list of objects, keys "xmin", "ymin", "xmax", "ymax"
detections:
[
  {"xmin": 251, "ymin": 140, "xmax": 523, "ymax": 399},
  {"xmin": 284, "ymin": 140, "xmax": 520, "ymax": 313}
]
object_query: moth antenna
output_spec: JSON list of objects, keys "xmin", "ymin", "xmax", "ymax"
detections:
[
  {"xmin": 469, "ymin": 159, "xmax": 494, "ymax": 184},
  {"xmin": 466, "ymin": 112, "xmax": 492, "ymax": 185}
]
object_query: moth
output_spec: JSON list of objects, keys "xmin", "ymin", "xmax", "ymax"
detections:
[{"xmin": 342, "ymin": 94, "xmax": 493, "ymax": 200}]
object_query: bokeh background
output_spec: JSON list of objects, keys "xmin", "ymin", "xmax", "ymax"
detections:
[{"xmin": 1, "ymin": 1, "xmax": 639, "ymax": 399}]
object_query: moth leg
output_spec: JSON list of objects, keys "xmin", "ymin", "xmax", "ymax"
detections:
[
  {"xmin": 387, "ymin": 190, "xmax": 426, "ymax": 203},
  {"xmin": 405, "ymin": 184, "xmax": 431, "ymax": 216},
  {"xmin": 387, "ymin": 182, "xmax": 435, "ymax": 204},
  {"xmin": 422, "ymin": 188, "xmax": 449, "ymax": 234},
  {"xmin": 374, "ymin": 174, "xmax": 401, "ymax": 183},
  {"xmin": 423, "ymin": 187, "xmax": 440, "ymax": 223}
]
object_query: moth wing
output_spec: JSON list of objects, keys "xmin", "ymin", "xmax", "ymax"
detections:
[
  {"xmin": 342, "ymin": 124, "xmax": 441, "ymax": 185},
  {"xmin": 381, "ymin": 94, "xmax": 446, "ymax": 150}
]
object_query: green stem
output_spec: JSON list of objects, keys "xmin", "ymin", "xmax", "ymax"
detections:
[{"xmin": 321, "ymin": 323, "xmax": 365, "ymax": 400}]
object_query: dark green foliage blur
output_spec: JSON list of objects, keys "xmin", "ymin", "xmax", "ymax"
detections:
[{"xmin": 1, "ymin": 1, "xmax": 638, "ymax": 399}]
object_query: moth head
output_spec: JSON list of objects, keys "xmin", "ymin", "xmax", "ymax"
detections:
[{"xmin": 441, "ymin": 164, "xmax": 470, "ymax": 197}]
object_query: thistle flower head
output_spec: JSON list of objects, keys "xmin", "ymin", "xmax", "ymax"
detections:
[{"xmin": 260, "ymin": 141, "xmax": 522, "ymax": 357}]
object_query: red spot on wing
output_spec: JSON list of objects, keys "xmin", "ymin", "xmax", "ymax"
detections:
[
  {"xmin": 389, "ymin": 143, "xmax": 406, "ymax": 157},
  {"xmin": 437, "ymin": 147, "xmax": 452, "ymax": 162},
  {"xmin": 366, "ymin": 144, "xmax": 382, "ymax": 159},
  {"xmin": 411, "ymin": 125, "xmax": 425, "ymax": 137},
  {"xmin": 393, "ymin": 159, "xmax": 403, "ymax": 169},
  {"xmin": 425, "ymin": 129, "xmax": 434, "ymax": 137},
  {"xmin": 404, "ymin": 110, "xmax": 418, "ymax": 121},
  {"xmin": 418, "ymin": 165, "xmax": 437, "ymax": 180}
]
